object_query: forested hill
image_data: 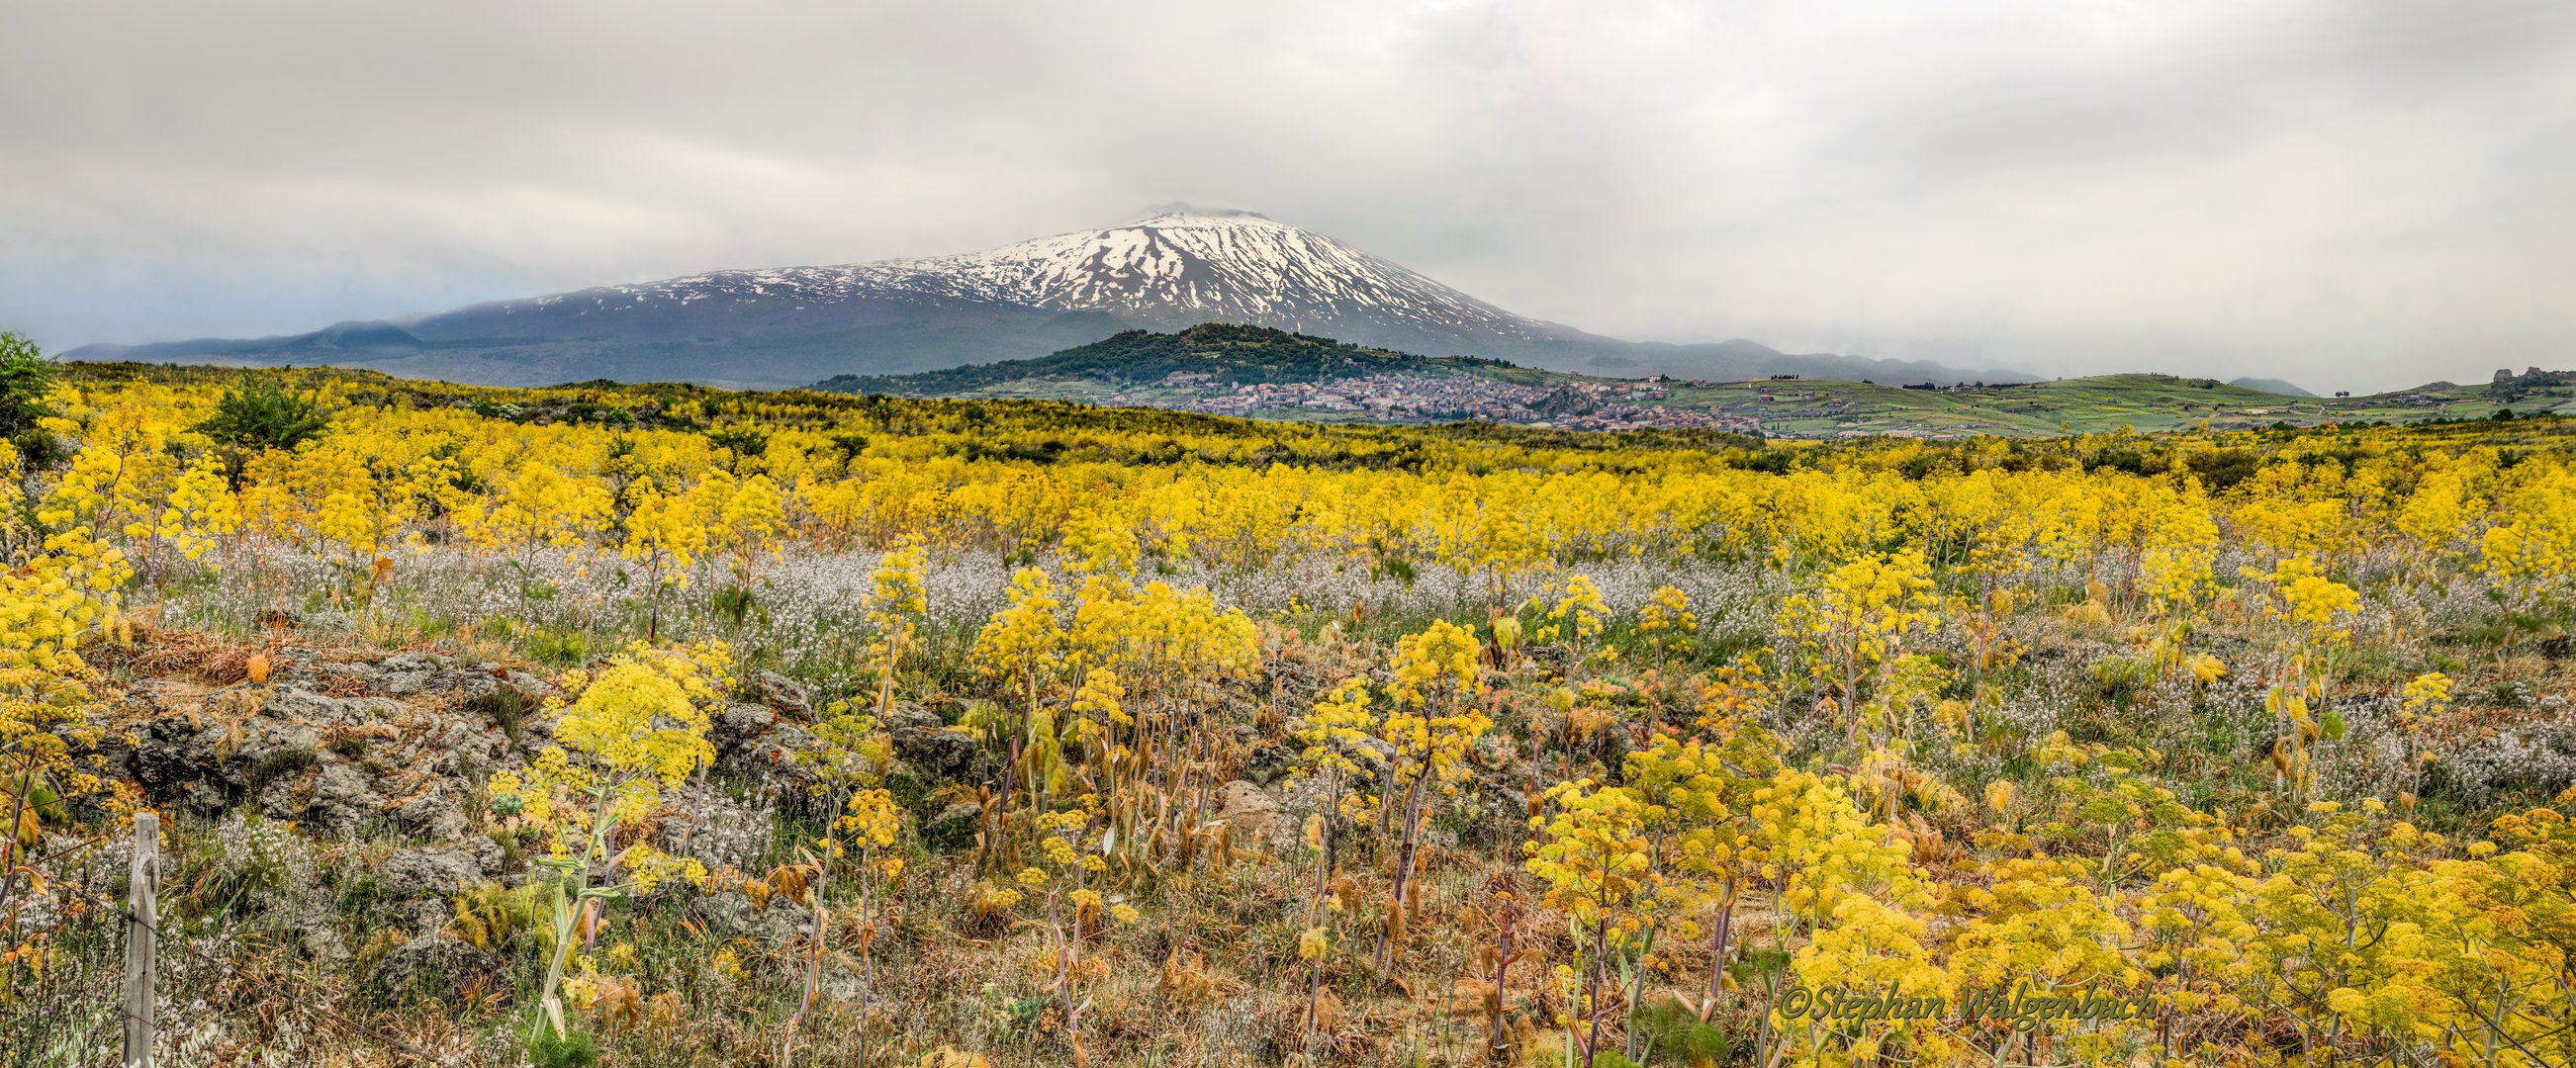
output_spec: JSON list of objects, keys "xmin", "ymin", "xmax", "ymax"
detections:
[{"xmin": 815, "ymin": 322, "xmax": 1529, "ymax": 396}]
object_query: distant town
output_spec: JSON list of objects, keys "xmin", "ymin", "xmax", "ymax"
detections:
[
  {"xmin": 951, "ymin": 359, "xmax": 2576, "ymax": 440},
  {"xmin": 1107, "ymin": 371, "xmax": 1764, "ymax": 432}
]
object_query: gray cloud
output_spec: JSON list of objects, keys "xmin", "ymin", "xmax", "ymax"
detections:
[{"xmin": 2, "ymin": 0, "xmax": 2570, "ymax": 391}]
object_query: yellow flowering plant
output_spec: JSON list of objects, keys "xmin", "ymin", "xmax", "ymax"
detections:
[
  {"xmin": 2240, "ymin": 556, "xmax": 2360, "ymax": 804},
  {"xmin": 1286, "ymin": 675, "xmax": 1384, "ymax": 1037},
  {"xmin": 1374, "ymin": 619, "xmax": 1490, "ymax": 969},
  {"xmin": 486, "ymin": 642, "xmax": 730, "ymax": 1044},
  {"xmin": 1778, "ymin": 551, "xmax": 1939, "ymax": 744},
  {"xmin": 865, "ymin": 536, "xmax": 930, "ymax": 718},
  {"xmin": 619, "ymin": 484, "xmax": 710, "ymax": 639},
  {"xmin": 1524, "ymin": 778, "xmax": 1661, "ymax": 1068},
  {"xmin": 1005, "ymin": 803, "xmax": 1132, "ymax": 1068}
]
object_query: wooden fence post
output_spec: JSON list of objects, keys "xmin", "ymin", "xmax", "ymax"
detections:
[{"xmin": 125, "ymin": 811, "xmax": 158, "ymax": 1068}]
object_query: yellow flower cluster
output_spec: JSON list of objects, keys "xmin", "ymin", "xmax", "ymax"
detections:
[{"xmin": 488, "ymin": 642, "xmax": 731, "ymax": 892}]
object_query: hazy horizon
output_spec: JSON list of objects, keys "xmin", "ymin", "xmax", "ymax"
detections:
[{"xmin": 5, "ymin": 1, "xmax": 2572, "ymax": 394}]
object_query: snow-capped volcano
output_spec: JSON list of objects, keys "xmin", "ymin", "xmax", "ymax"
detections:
[
  {"xmin": 485, "ymin": 207, "xmax": 1573, "ymax": 354},
  {"xmin": 860, "ymin": 208, "xmax": 1560, "ymax": 342},
  {"xmin": 67, "ymin": 209, "xmax": 2026, "ymax": 389}
]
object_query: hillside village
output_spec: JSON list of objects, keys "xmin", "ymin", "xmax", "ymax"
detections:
[
  {"xmin": 976, "ymin": 361, "xmax": 2576, "ymax": 438},
  {"xmin": 1126, "ymin": 371, "xmax": 1762, "ymax": 431}
]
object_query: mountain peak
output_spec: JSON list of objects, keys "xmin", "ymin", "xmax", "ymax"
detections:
[
  {"xmin": 1128, "ymin": 204, "xmax": 1273, "ymax": 223},
  {"xmin": 830, "ymin": 209, "xmax": 1558, "ymax": 350}
]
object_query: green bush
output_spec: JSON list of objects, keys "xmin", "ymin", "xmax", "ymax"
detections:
[
  {"xmin": 10, "ymin": 427, "xmax": 66, "ymax": 471},
  {"xmin": 196, "ymin": 378, "xmax": 329, "ymax": 453},
  {"xmin": 1631, "ymin": 996, "xmax": 1739, "ymax": 1064},
  {"xmin": 0, "ymin": 331, "xmax": 57, "ymax": 437},
  {"xmin": 2185, "ymin": 448, "xmax": 2260, "ymax": 490},
  {"xmin": 528, "ymin": 1027, "xmax": 599, "ymax": 1068}
]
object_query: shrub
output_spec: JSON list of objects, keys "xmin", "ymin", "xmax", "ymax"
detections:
[
  {"xmin": 195, "ymin": 378, "xmax": 329, "ymax": 453},
  {"xmin": 10, "ymin": 428, "xmax": 66, "ymax": 471},
  {"xmin": 2185, "ymin": 447, "xmax": 2260, "ymax": 490},
  {"xmin": 528, "ymin": 1028, "xmax": 598, "ymax": 1068},
  {"xmin": 0, "ymin": 331, "xmax": 57, "ymax": 437}
]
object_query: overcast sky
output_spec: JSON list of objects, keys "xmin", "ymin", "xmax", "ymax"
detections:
[{"xmin": 4, "ymin": 0, "xmax": 2571, "ymax": 392}]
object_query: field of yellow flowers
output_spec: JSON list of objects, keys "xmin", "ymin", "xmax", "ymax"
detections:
[{"xmin": 6, "ymin": 352, "xmax": 2576, "ymax": 1067}]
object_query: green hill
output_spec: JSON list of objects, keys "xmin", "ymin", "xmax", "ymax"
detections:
[
  {"xmin": 815, "ymin": 322, "xmax": 1539, "ymax": 397},
  {"xmin": 2229, "ymin": 376, "xmax": 2317, "ymax": 398}
]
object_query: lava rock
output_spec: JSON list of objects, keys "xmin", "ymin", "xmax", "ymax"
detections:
[
  {"xmin": 723, "ymin": 722, "xmax": 822, "ymax": 795},
  {"xmin": 748, "ymin": 901, "xmax": 814, "ymax": 948},
  {"xmin": 1217, "ymin": 780, "xmax": 1285, "ymax": 848},
  {"xmin": 425, "ymin": 716, "xmax": 511, "ymax": 780},
  {"xmin": 130, "ymin": 718, "xmax": 211, "ymax": 796},
  {"xmin": 658, "ymin": 783, "xmax": 769, "ymax": 873},
  {"xmin": 372, "ymin": 653, "xmax": 453, "ymax": 696},
  {"xmin": 305, "ymin": 762, "xmax": 384, "ymax": 836},
  {"xmin": 300, "ymin": 924, "xmax": 350, "ymax": 967},
  {"xmin": 883, "ymin": 702, "xmax": 943, "ymax": 733},
  {"xmin": 455, "ymin": 836, "xmax": 506, "ymax": 878},
  {"xmin": 894, "ymin": 726, "xmax": 978, "ymax": 782},
  {"xmin": 402, "ymin": 899, "xmax": 453, "ymax": 936},
  {"xmin": 378, "ymin": 846, "xmax": 485, "ymax": 900},
  {"xmin": 744, "ymin": 669, "xmax": 812, "ymax": 719},
  {"xmin": 393, "ymin": 784, "xmax": 472, "ymax": 842},
  {"xmin": 260, "ymin": 685, "xmax": 401, "ymax": 727},
  {"xmin": 235, "ymin": 717, "xmax": 323, "ymax": 764},
  {"xmin": 711, "ymin": 703, "xmax": 780, "ymax": 754},
  {"xmin": 366, "ymin": 934, "xmax": 501, "ymax": 1002},
  {"xmin": 690, "ymin": 889, "xmax": 758, "ymax": 935},
  {"xmin": 1243, "ymin": 744, "xmax": 1294, "ymax": 785}
]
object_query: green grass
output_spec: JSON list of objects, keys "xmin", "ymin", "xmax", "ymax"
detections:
[{"xmin": 1663, "ymin": 373, "xmax": 2566, "ymax": 438}]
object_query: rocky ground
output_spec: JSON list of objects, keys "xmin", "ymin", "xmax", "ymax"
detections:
[{"xmin": 35, "ymin": 632, "xmax": 1354, "ymax": 1067}]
